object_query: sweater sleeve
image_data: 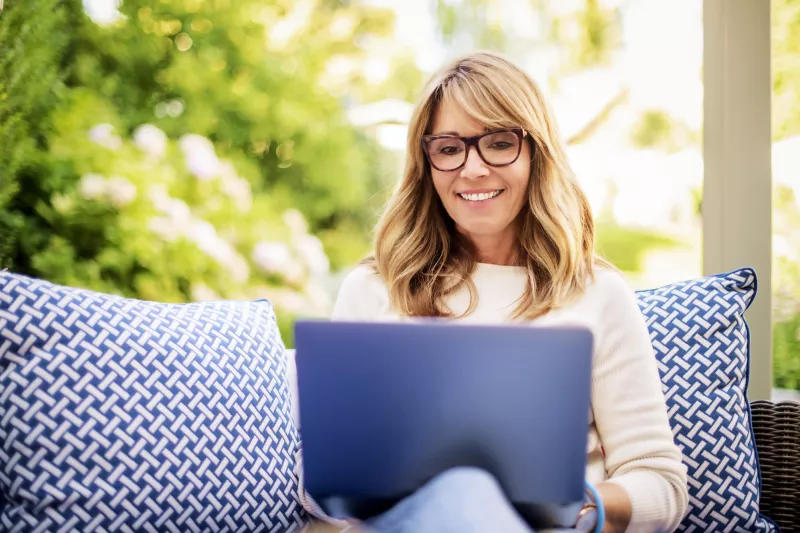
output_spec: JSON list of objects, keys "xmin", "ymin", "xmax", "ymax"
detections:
[{"xmin": 591, "ymin": 270, "xmax": 689, "ymax": 533}]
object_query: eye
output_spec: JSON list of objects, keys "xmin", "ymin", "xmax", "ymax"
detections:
[
  {"xmin": 489, "ymin": 141, "xmax": 513, "ymax": 150},
  {"xmin": 438, "ymin": 145, "xmax": 463, "ymax": 155}
]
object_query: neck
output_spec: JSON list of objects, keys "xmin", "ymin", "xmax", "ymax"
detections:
[{"xmin": 465, "ymin": 230, "xmax": 520, "ymax": 266}]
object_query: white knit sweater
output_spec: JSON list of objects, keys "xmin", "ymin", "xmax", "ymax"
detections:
[{"xmin": 327, "ymin": 263, "xmax": 689, "ymax": 533}]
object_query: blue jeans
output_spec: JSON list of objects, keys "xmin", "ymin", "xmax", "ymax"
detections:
[{"xmin": 329, "ymin": 467, "xmax": 577, "ymax": 533}]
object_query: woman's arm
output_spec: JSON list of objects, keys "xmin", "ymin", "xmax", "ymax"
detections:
[{"xmin": 589, "ymin": 270, "xmax": 689, "ymax": 533}]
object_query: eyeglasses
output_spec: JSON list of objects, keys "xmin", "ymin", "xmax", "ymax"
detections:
[{"xmin": 422, "ymin": 128, "xmax": 527, "ymax": 172}]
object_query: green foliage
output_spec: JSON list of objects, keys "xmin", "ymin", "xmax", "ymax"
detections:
[
  {"xmin": 21, "ymin": 87, "xmax": 340, "ymax": 337},
  {"xmin": 765, "ymin": 0, "xmax": 800, "ymax": 389},
  {"xmin": 630, "ymin": 110, "xmax": 700, "ymax": 153},
  {"xmin": 0, "ymin": 0, "xmax": 80, "ymax": 269},
  {"xmin": 68, "ymin": 0, "xmax": 395, "ymax": 256},
  {"xmin": 0, "ymin": 0, "xmax": 416, "ymax": 351},
  {"xmin": 434, "ymin": 0, "xmax": 620, "ymax": 74},
  {"xmin": 596, "ymin": 222, "xmax": 683, "ymax": 273},
  {"xmin": 569, "ymin": 0, "xmax": 621, "ymax": 68},
  {"xmin": 0, "ymin": 0, "xmax": 405, "ymax": 319},
  {"xmin": 773, "ymin": 0, "xmax": 800, "ymax": 141},
  {"xmin": 772, "ymin": 184, "xmax": 800, "ymax": 388},
  {"xmin": 435, "ymin": 0, "xmax": 507, "ymax": 51},
  {"xmin": 774, "ymin": 317, "xmax": 800, "ymax": 390},
  {"xmin": 631, "ymin": 111, "xmax": 673, "ymax": 149}
]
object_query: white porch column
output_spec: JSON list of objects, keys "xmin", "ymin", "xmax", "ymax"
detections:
[{"xmin": 703, "ymin": 0, "xmax": 773, "ymax": 400}]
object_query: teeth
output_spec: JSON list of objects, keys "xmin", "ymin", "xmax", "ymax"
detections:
[{"xmin": 459, "ymin": 190, "xmax": 502, "ymax": 202}]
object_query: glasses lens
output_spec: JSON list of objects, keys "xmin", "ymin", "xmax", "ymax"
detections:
[
  {"xmin": 426, "ymin": 137, "xmax": 466, "ymax": 171},
  {"xmin": 478, "ymin": 131, "xmax": 521, "ymax": 165}
]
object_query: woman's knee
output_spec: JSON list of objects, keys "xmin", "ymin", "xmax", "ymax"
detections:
[
  {"xmin": 425, "ymin": 466, "xmax": 504, "ymax": 499},
  {"xmin": 365, "ymin": 467, "xmax": 531, "ymax": 533}
]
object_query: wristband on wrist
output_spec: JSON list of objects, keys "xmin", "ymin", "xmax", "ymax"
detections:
[{"xmin": 574, "ymin": 481, "xmax": 605, "ymax": 533}]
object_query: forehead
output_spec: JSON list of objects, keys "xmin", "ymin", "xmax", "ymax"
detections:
[{"xmin": 429, "ymin": 97, "xmax": 488, "ymax": 136}]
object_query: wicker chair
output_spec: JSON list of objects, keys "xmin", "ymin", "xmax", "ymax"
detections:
[{"xmin": 751, "ymin": 400, "xmax": 800, "ymax": 532}]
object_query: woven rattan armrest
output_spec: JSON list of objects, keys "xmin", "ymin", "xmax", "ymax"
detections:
[{"xmin": 751, "ymin": 400, "xmax": 800, "ymax": 532}]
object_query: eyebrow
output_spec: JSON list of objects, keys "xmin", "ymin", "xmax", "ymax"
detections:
[{"xmin": 430, "ymin": 127, "xmax": 493, "ymax": 136}]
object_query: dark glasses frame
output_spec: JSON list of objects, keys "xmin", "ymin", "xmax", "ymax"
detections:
[{"xmin": 421, "ymin": 127, "xmax": 528, "ymax": 172}]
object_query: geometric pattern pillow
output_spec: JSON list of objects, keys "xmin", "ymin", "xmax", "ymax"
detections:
[
  {"xmin": 636, "ymin": 268, "xmax": 779, "ymax": 533},
  {"xmin": 0, "ymin": 271, "xmax": 308, "ymax": 532}
]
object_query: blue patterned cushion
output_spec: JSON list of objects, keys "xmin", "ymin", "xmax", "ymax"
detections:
[
  {"xmin": 0, "ymin": 271, "xmax": 308, "ymax": 532},
  {"xmin": 636, "ymin": 268, "xmax": 778, "ymax": 533}
]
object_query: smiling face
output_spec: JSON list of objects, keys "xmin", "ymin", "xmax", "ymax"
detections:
[{"xmin": 427, "ymin": 97, "xmax": 532, "ymax": 257}]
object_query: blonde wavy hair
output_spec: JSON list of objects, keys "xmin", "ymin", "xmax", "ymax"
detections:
[{"xmin": 367, "ymin": 51, "xmax": 608, "ymax": 319}]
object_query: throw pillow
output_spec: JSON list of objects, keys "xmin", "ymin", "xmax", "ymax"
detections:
[
  {"xmin": 636, "ymin": 267, "xmax": 778, "ymax": 533},
  {"xmin": 0, "ymin": 271, "xmax": 308, "ymax": 532}
]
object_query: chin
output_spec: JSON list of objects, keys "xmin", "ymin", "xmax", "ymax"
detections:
[{"xmin": 454, "ymin": 221, "xmax": 507, "ymax": 237}]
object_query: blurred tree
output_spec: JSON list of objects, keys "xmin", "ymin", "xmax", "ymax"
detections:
[
  {"xmin": 772, "ymin": 0, "xmax": 800, "ymax": 389},
  {"xmin": 594, "ymin": 222, "xmax": 681, "ymax": 273},
  {"xmin": 0, "ymin": 0, "xmax": 81, "ymax": 269},
  {"xmin": 0, "ymin": 0, "xmax": 407, "ymax": 281},
  {"xmin": 630, "ymin": 110, "xmax": 700, "ymax": 153},
  {"xmin": 773, "ymin": 0, "xmax": 800, "ymax": 141},
  {"xmin": 549, "ymin": 0, "xmax": 622, "ymax": 72},
  {"xmin": 772, "ymin": 177, "xmax": 800, "ymax": 389},
  {"xmin": 435, "ymin": 0, "xmax": 508, "ymax": 52},
  {"xmin": 69, "ymin": 0, "xmax": 400, "ymax": 261},
  {"xmin": 434, "ymin": 0, "xmax": 621, "ymax": 77},
  {"xmin": 0, "ymin": 0, "xmax": 416, "ymax": 344},
  {"xmin": 774, "ymin": 316, "xmax": 800, "ymax": 390}
]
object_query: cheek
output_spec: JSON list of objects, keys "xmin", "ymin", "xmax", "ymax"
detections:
[
  {"xmin": 431, "ymin": 171, "xmax": 454, "ymax": 199},
  {"xmin": 505, "ymin": 161, "xmax": 531, "ymax": 194}
]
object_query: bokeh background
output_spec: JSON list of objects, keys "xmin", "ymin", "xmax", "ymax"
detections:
[{"xmin": 1, "ymin": 0, "xmax": 799, "ymax": 388}]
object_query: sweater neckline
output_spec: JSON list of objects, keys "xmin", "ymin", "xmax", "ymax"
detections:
[
  {"xmin": 473, "ymin": 262, "xmax": 528, "ymax": 281},
  {"xmin": 475, "ymin": 262, "xmax": 526, "ymax": 272}
]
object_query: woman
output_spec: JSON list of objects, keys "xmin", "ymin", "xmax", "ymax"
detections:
[{"xmin": 304, "ymin": 50, "xmax": 688, "ymax": 533}]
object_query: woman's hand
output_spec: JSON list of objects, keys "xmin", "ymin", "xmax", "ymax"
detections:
[{"xmin": 596, "ymin": 482, "xmax": 632, "ymax": 533}]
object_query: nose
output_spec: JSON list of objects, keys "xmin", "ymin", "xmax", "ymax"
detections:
[{"xmin": 460, "ymin": 146, "xmax": 489, "ymax": 179}]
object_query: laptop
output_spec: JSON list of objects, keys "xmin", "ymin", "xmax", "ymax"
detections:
[{"xmin": 293, "ymin": 319, "xmax": 594, "ymax": 527}]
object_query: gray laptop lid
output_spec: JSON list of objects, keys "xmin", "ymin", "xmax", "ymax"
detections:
[{"xmin": 294, "ymin": 319, "xmax": 593, "ymax": 512}]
